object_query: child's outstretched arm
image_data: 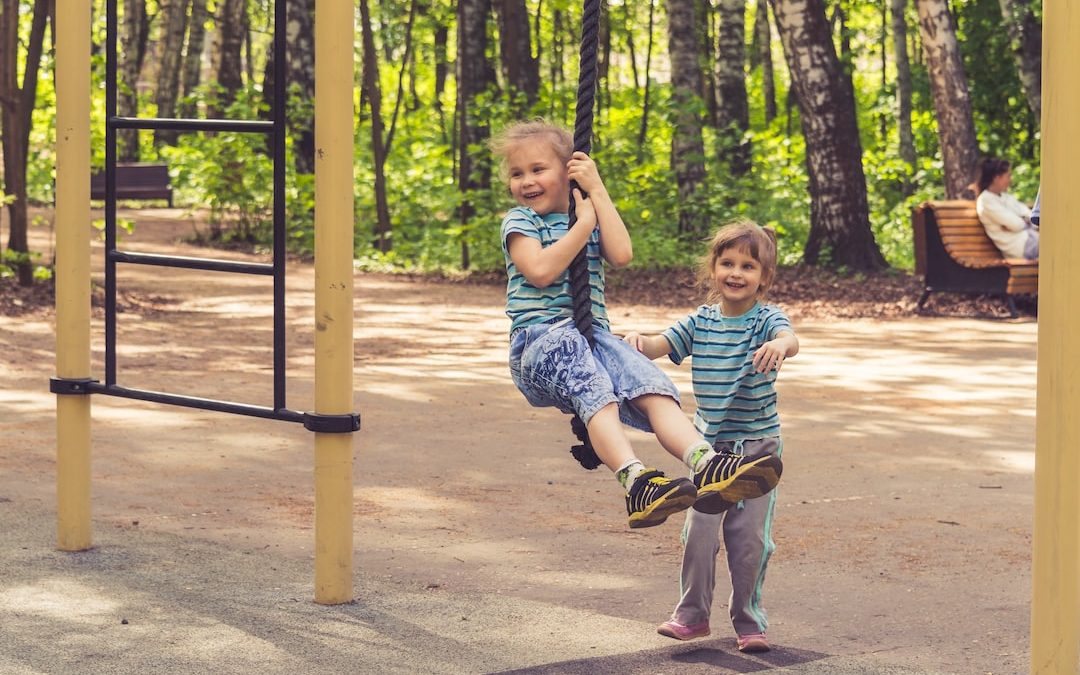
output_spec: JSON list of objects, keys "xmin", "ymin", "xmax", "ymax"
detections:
[
  {"xmin": 567, "ymin": 152, "xmax": 632, "ymax": 268},
  {"xmin": 752, "ymin": 330, "xmax": 799, "ymax": 373},
  {"xmin": 507, "ymin": 187, "xmax": 597, "ymax": 288},
  {"xmin": 623, "ymin": 331, "xmax": 671, "ymax": 360}
]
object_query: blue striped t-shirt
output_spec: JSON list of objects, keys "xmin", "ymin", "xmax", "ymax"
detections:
[
  {"xmin": 663, "ymin": 302, "xmax": 793, "ymax": 443},
  {"xmin": 501, "ymin": 206, "xmax": 609, "ymax": 334}
]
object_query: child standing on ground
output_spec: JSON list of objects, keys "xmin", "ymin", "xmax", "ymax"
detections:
[
  {"xmin": 491, "ymin": 120, "xmax": 783, "ymax": 530},
  {"xmin": 624, "ymin": 221, "xmax": 798, "ymax": 651}
]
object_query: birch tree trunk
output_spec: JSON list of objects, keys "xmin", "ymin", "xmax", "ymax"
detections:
[
  {"xmin": 891, "ymin": 0, "xmax": 917, "ymax": 181},
  {"xmin": 457, "ymin": 0, "xmax": 494, "ymax": 269},
  {"xmin": 118, "ymin": 0, "xmax": 148, "ymax": 161},
  {"xmin": 211, "ymin": 0, "xmax": 246, "ymax": 115},
  {"xmin": 915, "ymin": 0, "xmax": 979, "ymax": 199},
  {"xmin": 0, "ymin": 0, "xmax": 49, "ymax": 285},
  {"xmin": 667, "ymin": 0, "xmax": 708, "ymax": 236},
  {"xmin": 998, "ymin": 0, "xmax": 1041, "ymax": 120},
  {"xmin": 715, "ymin": 0, "xmax": 750, "ymax": 175},
  {"xmin": 753, "ymin": 0, "xmax": 776, "ymax": 123},
  {"xmin": 494, "ymin": 0, "xmax": 539, "ymax": 112},
  {"xmin": 770, "ymin": 0, "xmax": 886, "ymax": 270},
  {"xmin": 360, "ymin": 0, "xmax": 392, "ymax": 251},
  {"xmin": 154, "ymin": 0, "xmax": 189, "ymax": 146},
  {"xmin": 179, "ymin": 0, "xmax": 208, "ymax": 117}
]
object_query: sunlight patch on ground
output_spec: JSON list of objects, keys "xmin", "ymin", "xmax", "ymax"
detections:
[
  {"xmin": 986, "ymin": 450, "xmax": 1035, "ymax": 473},
  {"xmin": 358, "ymin": 487, "xmax": 474, "ymax": 514},
  {"xmin": 0, "ymin": 580, "xmax": 118, "ymax": 622}
]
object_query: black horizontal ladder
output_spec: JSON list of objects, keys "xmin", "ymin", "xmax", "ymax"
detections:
[{"xmin": 52, "ymin": 0, "xmax": 359, "ymax": 434}]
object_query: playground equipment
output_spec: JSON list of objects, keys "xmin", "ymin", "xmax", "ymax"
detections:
[
  {"xmin": 1031, "ymin": 5, "xmax": 1080, "ymax": 672},
  {"xmin": 53, "ymin": 0, "xmax": 358, "ymax": 603}
]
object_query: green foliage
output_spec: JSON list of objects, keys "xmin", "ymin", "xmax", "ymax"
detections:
[
  {"xmin": 160, "ymin": 88, "xmax": 276, "ymax": 245},
  {"xmin": 12, "ymin": 0, "xmax": 1040, "ymax": 280}
]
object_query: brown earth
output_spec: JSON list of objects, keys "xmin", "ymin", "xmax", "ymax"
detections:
[{"xmin": 0, "ymin": 208, "xmax": 1037, "ymax": 673}]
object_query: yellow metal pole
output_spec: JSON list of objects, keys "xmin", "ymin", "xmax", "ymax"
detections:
[
  {"xmin": 1031, "ymin": 2, "xmax": 1080, "ymax": 672},
  {"xmin": 54, "ymin": 0, "xmax": 93, "ymax": 551},
  {"xmin": 313, "ymin": 0, "xmax": 356, "ymax": 604}
]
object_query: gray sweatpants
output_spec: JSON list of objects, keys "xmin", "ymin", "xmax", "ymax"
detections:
[{"xmin": 669, "ymin": 437, "xmax": 781, "ymax": 636}]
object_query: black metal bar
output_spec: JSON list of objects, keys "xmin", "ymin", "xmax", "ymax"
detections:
[
  {"xmin": 110, "ymin": 116, "xmax": 274, "ymax": 133},
  {"xmin": 303, "ymin": 412, "xmax": 362, "ymax": 434},
  {"xmin": 272, "ymin": 0, "xmax": 287, "ymax": 411},
  {"xmin": 50, "ymin": 378, "xmax": 97, "ymax": 395},
  {"xmin": 85, "ymin": 382, "xmax": 306, "ymax": 424},
  {"xmin": 105, "ymin": 0, "xmax": 118, "ymax": 387},
  {"xmin": 109, "ymin": 250, "xmax": 275, "ymax": 275}
]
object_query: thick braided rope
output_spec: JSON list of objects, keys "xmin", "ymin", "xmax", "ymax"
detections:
[
  {"xmin": 567, "ymin": 0, "xmax": 600, "ymax": 347},
  {"xmin": 567, "ymin": 0, "xmax": 603, "ymax": 470}
]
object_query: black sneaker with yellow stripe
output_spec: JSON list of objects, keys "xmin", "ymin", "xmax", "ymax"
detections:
[
  {"xmin": 692, "ymin": 450, "xmax": 783, "ymax": 514},
  {"xmin": 626, "ymin": 469, "xmax": 698, "ymax": 529}
]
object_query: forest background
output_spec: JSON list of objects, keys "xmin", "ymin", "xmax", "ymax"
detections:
[{"xmin": 0, "ymin": 0, "xmax": 1043, "ymax": 287}]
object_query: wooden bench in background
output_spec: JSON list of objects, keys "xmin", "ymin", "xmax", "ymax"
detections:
[
  {"xmin": 912, "ymin": 200, "xmax": 1038, "ymax": 318},
  {"xmin": 90, "ymin": 163, "xmax": 173, "ymax": 207}
]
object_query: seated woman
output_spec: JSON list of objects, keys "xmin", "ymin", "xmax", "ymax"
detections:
[{"xmin": 975, "ymin": 157, "xmax": 1039, "ymax": 260}]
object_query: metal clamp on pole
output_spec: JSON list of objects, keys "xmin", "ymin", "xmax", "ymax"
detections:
[
  {"xmin": 50, "ymin": 378, "xmax": 98, "ymax": 395},
  {"xmin": 303, "ymin": 412, "xmax": 361, "ymax": 434}
]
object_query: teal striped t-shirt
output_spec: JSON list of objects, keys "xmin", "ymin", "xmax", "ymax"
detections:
[
  {"xmin": 501, "ymin": 206, "xmax": 609, "ymax": 334},
  {"xmin": 663, "ymin": 302, "xmax": 793, "ymax": 443}
]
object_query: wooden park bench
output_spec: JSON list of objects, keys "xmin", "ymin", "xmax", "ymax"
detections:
[
  {"xmin": 912, "ymin": 200, "xmax": 1038, "ymax": 318},
  {"xmin": 90, "ymin": 163, "xmax": 173, "ymax": 207}
]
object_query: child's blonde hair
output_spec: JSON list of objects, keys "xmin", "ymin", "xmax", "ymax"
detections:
[
  {"xmin": 699, "ymin": 219, "xmax": 778, "ymax": 302},
  {"xmin": 489, "ymin": 119, "xmax": 574, "ymax": 183}
]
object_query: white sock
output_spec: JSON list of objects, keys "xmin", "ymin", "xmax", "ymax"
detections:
[
  {"xmin": 683, "ymin": 441, "xmax": 716, "ymax": 472},
  {"xmin": 615, "ymin": 459, "xmax": 646, "ymax": 488}
]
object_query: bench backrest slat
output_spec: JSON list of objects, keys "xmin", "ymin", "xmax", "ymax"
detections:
[{"xmin": 90, "ymin": 163, "xmax": 172, "ymax": 202}]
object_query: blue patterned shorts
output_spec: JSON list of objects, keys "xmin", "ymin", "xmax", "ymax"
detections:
[{"xmin": 508, "ymin": 319, "xmax": 682, "ymax": 432}]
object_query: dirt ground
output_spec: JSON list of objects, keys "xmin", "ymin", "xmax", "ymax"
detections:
[{"xmin": 0, "ymin": 209, "xmax": 1037, "ymax": 673}]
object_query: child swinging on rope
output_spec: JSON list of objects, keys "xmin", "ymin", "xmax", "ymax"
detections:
[
  {"xmin": 624, "ymin": 221, "xmax": 798, "ymax": 652},
  {"xmin": 491, "ymin": 120, "xmax": 782, "ymax": 530}
]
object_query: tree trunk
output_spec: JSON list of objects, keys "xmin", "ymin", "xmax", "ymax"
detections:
[
  {"xmin": 715, "ymin": 0, "xmax": 750, "ymax": 175},
  {"xmin": 891, "ymin": 0, "xmax": 917, "ymax": 184},
  {"xmin": 154, "ymin": 0, "xmax": 189, "ymax": 146},
  {"xmin": 289, "ymin": 0, "xmax": 316, "ymax": 174},
  {"xmin": 667, "ymin": 0, "xmax": 708, "ymax": 236},
  {"xmin": 998, "ymin": 0, "xmax": 1041, "ymax": 120},
  {"xmin": 211, "ymin": 0, "xmax": 246, "ymax": 115},
  {"xmin": 118, "ymin": 0, "xmax": 148, "ymax": 161},
  {"xmin": 636, "ymin": 0, "xmax": 656, "ymax": 154},
  {"xmin": 493, "ymin": 0, "xmax": 538, "ymax": 112},
  {"xmin": 360, "ymin": 0, "xmax": 392, "ymax": 252},
  {"xmin": 0, "ymin": 0, "xmax": 49, "ymax": 285},
  {"xmin": 384, "ymin": 0, "xmax": 418, "ymax": 156},
  {"xmin": 753, "ymin": 0, "xmax": 776, "ymax": 123},
  {"xmin": 623, "ymin": 1, "xmax": 639, "ymax": 90},
  {"xmin": 598, "ymin": 4, "xmax": 611, "ymax": 125},
  {"xmin": 433, "ymin": 21, "xmax": 449, "ymax": 137},
  {"xmin": 698, "ymin": 0, "xmax": 718, "ymax": 126},
  {"xmin": 179, "ymin": 0, "xmax": 209, "ymax": 117},
  {"xmin": 457, "ymin": 0, "xmax": 494, "ymax": 269},
  {"xmin": 915, "ymin": 0, "xmax": 979, "ymax": 199},
  {"xmin": 770, "ymin": 0, "xmax": 886, "ymax": 271}
]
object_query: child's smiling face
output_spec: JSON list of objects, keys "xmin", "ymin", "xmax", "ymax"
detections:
[
  {"xmin": 713, "ymin": 245, "xmax": 764, "ymax": 315},
  {"xmin": 507, "ymin": 142, "xmax": 570, "ymax": 216}
]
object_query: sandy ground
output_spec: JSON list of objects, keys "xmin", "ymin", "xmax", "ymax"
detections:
[{"xmin": 0, "ymin": 209, "xmax": 1036, "ymax": 673}]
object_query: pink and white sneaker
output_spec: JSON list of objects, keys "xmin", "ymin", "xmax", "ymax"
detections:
[
  {"xmin": 736, "ymin": 632, "xmax": 770, "ymax": 652},
  {"xmin": 657, "ymin": 619, "xmax": 711, "ymax": 641}
]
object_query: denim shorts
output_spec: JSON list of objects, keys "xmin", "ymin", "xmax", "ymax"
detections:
[{"xmin": 508, "ymin": 319, "xmax": 681, "ymax": 432}]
